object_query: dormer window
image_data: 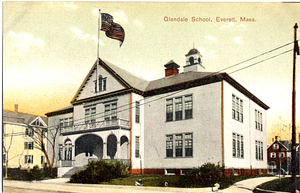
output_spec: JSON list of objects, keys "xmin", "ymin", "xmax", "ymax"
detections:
[
  {"xmin": 98, "ymin": 75, "xmax": 107, "ymax": 92},
  {"xmin": 95, "ymin": 75, "xmax": 107, "ymax": 93}
]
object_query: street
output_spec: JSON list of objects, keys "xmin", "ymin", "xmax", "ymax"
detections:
[{"xmin": 3, "ymin": 176, "xmax": 278, "ymax": 193}]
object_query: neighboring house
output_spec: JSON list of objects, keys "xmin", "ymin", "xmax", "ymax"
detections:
[
  {"xmin": 267, "ymin": 138, "xmax": 300, "ymax": 175},
  {"xmin": 267, "ymin": 138, "xmax": 290, "ymax": 174},
  {"xmin": 3, "ymin": 106, "xmax": 47, "ymax": 169},
  {"xmin": 46, "ymin": 48, "xmax": 269, "ymax": 177}
]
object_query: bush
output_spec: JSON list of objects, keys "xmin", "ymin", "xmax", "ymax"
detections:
[
  {"xmin": 186, "ymin": 163, "xmax": 224, "ymax": 186},
  {"xmin": 70, "ymin": 160, "xmax": 129, "ymax": 184},
  {"xmin": 3, "ymin": 166, "xmax": 57, "ymax": 181}
]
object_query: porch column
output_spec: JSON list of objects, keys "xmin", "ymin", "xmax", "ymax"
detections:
[
  {"xmin": 72, "ymin": 144, "xmax": 75, "ymax": 166},
  {"xmin": 116, "ymin": 141, "xmax": 121, "ymax": 160},
  {"xmin": 103, "ymin": 142, "xmax": 107, "ymax": 159}
]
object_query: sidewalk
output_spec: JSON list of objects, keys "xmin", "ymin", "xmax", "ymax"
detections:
[
  {"xmin": 4, "ymin": 176, "xmax": 278, "ymax": 193},
  {"xmin": 220, "ymin": 176, "xmax": 278, "ymax": 193}
]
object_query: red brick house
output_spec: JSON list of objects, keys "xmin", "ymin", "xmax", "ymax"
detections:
[{"xmin": 267, "ymin": 139, "xmax": 290, "ymax": 174}]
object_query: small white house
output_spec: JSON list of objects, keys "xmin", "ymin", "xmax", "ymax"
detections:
[{"xmin": 46, "ymin": 48, "xmax": 269, "ymax": 177}]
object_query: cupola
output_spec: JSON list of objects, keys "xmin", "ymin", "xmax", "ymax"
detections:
[
  {"xmin": 184, "ymin": 48, "xmax": 204, "ymax": 72},
  {"xmin": 164, "ymin": 60, "xmax": 180, "ymax": 77}
]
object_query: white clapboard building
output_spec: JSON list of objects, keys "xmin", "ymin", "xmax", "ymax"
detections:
[{"xmin": 46, "ymin": 48, "xmax": 269, "ymax": 177}]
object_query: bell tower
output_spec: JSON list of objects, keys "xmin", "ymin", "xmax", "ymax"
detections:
[{"xmin": 184, "ymin": 48, "xmax": 205, "ymax": 72}]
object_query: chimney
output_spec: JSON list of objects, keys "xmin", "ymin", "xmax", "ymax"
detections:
[
  {"xmin": 275, "ymin": 136, "xmax": 278, "ymax": 141},
  {"xmin": 164, "ymin": 60, "xmax": 180, "ymax": 78},
  {"xmin": 14, "ymin": 104, "xmax": 19, "ymax": 113}
]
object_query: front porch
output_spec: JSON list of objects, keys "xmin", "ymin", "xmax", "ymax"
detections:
[{"xmin": 58, "ymin": 129, "xmax": 130, "ymax": 167}]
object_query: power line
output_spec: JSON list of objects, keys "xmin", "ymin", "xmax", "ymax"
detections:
[
  {"xmin": 228, "ymin": 49, "xmax": 293, "ymax": 75},
  {"xmin": 4, "ymin": 43, "xmax": 295, "ymax": 137},
  {"xmin": 70, "ymin": 41, "xmax": 295, "ymax": 125}
]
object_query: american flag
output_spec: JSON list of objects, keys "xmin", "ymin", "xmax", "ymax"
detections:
[
  {"xmin": 101, "ymin": 13, "xmax": 113, "ymax": 31},
  {"xmin": 105, "ymin": 22, "xmax": 125, "ymax": 47}
]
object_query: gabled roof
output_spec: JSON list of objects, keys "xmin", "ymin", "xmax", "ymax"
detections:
[
  {"xmin": 145, "ymin": 71, "xmax": 214, "ymax": 92},
  {"xmin": 279, "ymin": 140, "xmax": 291, "ymax": 151},
  {"xmin": 71, "ymin": 58, "xmax": 149, "ymax": 104},
  {"xmin": 45, "ymin": 105, "xmax": 73, "ymax": 117},
  {"xmin": 51, "ymin": 58, "xmax": 269, "ymax": 111},
  {"xmin": 144, "ymin": 71, "xmax": 269, "ymax": 110},
  {"xmin": 102, "ymin": 59, "xmax": 149, "ymax": 91},
  {"xmin": 268, "ymin": 140, "xmax": 289, "ymax": 151},
  {"xmin": 3, "ymin": 110, "xmax": 47, "ymax": 126}
]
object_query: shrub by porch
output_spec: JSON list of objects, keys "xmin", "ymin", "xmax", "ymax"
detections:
[
  {"xmin": 70, "ymin": 160, "xmax": 130, "ymax": 184},
  {"xmin": 2, "ymin": 165, "xmax": 57, "ymax": 181}
]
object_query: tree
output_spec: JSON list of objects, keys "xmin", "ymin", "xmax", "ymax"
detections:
[
  {"xmin": 3, "ymin": 125, "xmax": 15, "ymax": 178},
  {"xmin": 31, "ymin": 121, "xmax": 60, "ymax": 175}
]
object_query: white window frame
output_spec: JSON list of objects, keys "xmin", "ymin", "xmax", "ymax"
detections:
[
  {"xmin": 270, "ymin": 152, "xmax": 276, "ymax": 158},
  {"xmin": 232, "ymin": 94, "xmax": 243, "ymax": 122},
  {"xmin": 233, "ymin": 132, "xmax": 244, "ymax": 158},
  {"xmin": 166, "ymin": 95, "xmax": 193, "ymax": 122},
  {"xmin": 166, "ymin": 133, "xmax": 193, "ymax": 158}
]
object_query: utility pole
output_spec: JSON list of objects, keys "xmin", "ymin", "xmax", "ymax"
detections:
[{"xmin": 291, "ymin": 23, "xmax": 298, "ymax": 193}]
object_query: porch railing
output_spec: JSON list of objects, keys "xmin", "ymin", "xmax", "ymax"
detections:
[
  {"xmin": 88, "ymin": 158, "xmax": 130, "ymax": 165},
  {"xmin": 61, "ymin": 160, "xmax": 74, "ymax": 167},
  {"xmin": 61, "ymin": 118, "xmax": 129, "ymax": 134}
]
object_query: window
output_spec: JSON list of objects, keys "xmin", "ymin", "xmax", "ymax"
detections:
[
  {"xmin": 25, "ymin": 127, "xmax": 34, "ymax": 137},
  {"xmin": 3, "ymin": 153, "xmax": 6, "ymax": 163},
  {"xmin": 105, "ymin": 105, "xmax": 110, "ymax": 120},
  {"xmin": 166, "ymin": 135, "xmax": 173, "ymax": 157},
  {"xmin": 232, "ymin": 133, "xmax": 236, "ymax": 157},
  {"xmin": 256, "ymin": 140, "xmax": 264, "ymax": 160},
  {"xmin": 59, "ymin": 119, "xmax": 64, "ymax": 128},
  {"xmin": 273, "ymin": 144, "xmax": 279, "ymax": 150},
  {"xmin": 103, "ymin": 78, "xmax": 107, "ymax": 91},
  {"xmin": 175, "ymin": 97, "xmax": 183, "ymax": 120},
  {"xmin": 111, "ymin": 103, "xmax": 117, "ymax": 120},
  {"xmin": 270, "ymin": 152, "xmax": 276, "ymax": 158},
  {"xmin": 260, "ymin": 141, "xmax": 263, "ymax": 160},
  {"xmin": 58, "ymin": 145, "xmax": 63, "ymax": 160},
  {"xmin": 60, "ymin": 117, "xmax": 73, "ymax": 128},
  {"xmin": 24, "ymin": 142, "xmax": 34, "ymax": 150},
  {"xmin": 237, "ymin": 134, "xmax": 240, "ymax": 157},
  {"xmin": 135, "ymin": 101, "xmax": 140, "ymax": 123},
  {"xmin": 255, "ymin": 110, "xmax": 263, "ymax": 131},
  {"xmin": 232, "ymin": 95, "xmax": 243, "ymax": 122},
  {"xmin": 241, "ymin": 136, "xmax": 244, "ymax": 158},
  {"xmin": 166, "ymin": 133, "xmax": 193, "ymax": 158},
  {"xmin": 85, "ymin": 107, "xmax": 96, "ymax": 124},
  {"xmin": 135, "ymin": 136, "xmax": 140, "ymax": 158},
  {"xmin": 185, "ymin": 133, "xmax": 193, "ymax": 157},
  {"xmin": 232, "ymin": 132, "xmax": 244, "ymax": 158},
  {"xmin": 85, "ymin": 109, "xmax": 90, "ymax": 124},
  {"xmin": 279, "ymin": 152, "xmax": 285, "ymax": 158},
  {"xmin": 41, "ymin": 156, "xmax": 45, "ymax": 165},
  {"xmin": 166, "ymin": 95, "xmax": 193, "ymax": 122},
  {"xmin": 166, "ymin": 99, "xmax": 173, "ymax": 122},
  {"xmin": 25, "ymin": 155, "xmax": 33, "ymax": 164},
  {"xmin": 175, "ymin": 134, "xmax": 183, "ymax": 157},
  {"xmin": 98, "ymin": 75, "xmax": 102, "ymax": 91},
  {"xmin": 104, "ymin": 103, "xmax": 117, "ymax": 120},
  {"xmin": 185, "ymin": 95, "xmax": 193, "ymax": 119},
  {"xmin": 97, "ymin": 75, "xmax": 107, "ymax": 92},
  {"xmin": 64, "ymin": 143, "xmax": 72, "ymax": 161}
]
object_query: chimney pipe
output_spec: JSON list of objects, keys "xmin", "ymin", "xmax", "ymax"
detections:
[{"xmin": 14, "ymin": 104, "xmax": 18, "ymax": 113}]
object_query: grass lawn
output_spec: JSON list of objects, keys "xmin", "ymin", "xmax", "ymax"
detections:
[
  {"xmin": 256, "ymin": 177, "xmax": 300, "ymax": 192},
  {"xmin": 102, "ymin": 174, "xmax": 271, "ymax": 189}
]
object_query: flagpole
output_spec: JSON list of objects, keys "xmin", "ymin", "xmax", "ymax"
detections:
[{"xmin": 96, "ymin": 9, "xmax": 101, "ymax": 95}]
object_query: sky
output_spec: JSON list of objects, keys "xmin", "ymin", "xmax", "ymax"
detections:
[{"xmin": 3, "ymin": 2, "xmax": 300, "ymax": 143}]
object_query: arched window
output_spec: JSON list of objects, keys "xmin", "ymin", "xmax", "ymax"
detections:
[{"xmin": 189, "ymin": 57, "xmax": 194, "ymax": 65}]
